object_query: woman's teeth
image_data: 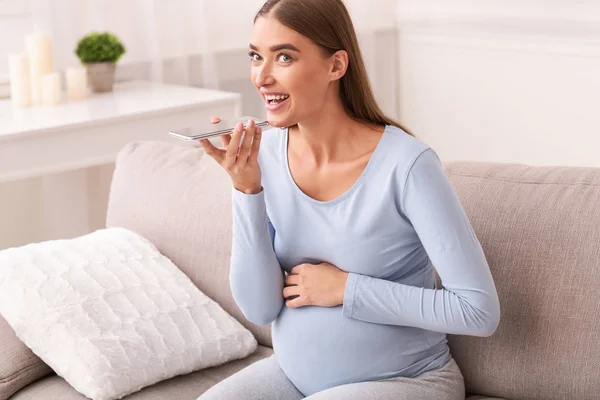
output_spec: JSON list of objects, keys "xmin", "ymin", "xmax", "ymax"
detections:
[{"xmin": 266, "ymin": 94, "xmax": 289, "ymax": 104}]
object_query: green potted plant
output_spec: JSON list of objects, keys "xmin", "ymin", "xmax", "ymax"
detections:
[{"xmin": 75, "ymin": 32, "xmax": 126, "ymax": 93}]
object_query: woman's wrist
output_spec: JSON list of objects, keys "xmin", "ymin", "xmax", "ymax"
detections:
[{"xmin": 234, "ymin": 185, "xmax": 262, "ymax": 195}]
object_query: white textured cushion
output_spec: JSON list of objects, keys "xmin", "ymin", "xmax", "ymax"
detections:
[{"xmin": 0, "ymin": 227, "xmax": 257, "ymax": 400}]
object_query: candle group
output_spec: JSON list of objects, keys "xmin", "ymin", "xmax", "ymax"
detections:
[{"xmin": 7, "ymin": 31, "xmax": 88, "ymax": 108}]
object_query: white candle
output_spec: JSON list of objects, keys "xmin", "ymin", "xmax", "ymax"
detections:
[
  {"xmin": 65, "ymin": 67, "xmax": 88, "ymax": 101},
  {"xmin": 25, "ymin": 32, "xmax": 54, "ymax": 106},
  {"xmin": 41, "ymin": 72, "xmax": 61, "ymax": 106},
  {"xmin": 8, "ymin": 53, "xmax": 31, "ymax": 108}
]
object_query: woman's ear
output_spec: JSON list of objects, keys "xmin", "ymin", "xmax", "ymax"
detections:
[{"xmin": 329, "ymin": 50, "xmax": 348, "ymax": 81}]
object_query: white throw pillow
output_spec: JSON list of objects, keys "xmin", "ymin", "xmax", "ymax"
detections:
[{"xmin": 0, "ymin": 227, "xmax": 257, "ymax": 400}]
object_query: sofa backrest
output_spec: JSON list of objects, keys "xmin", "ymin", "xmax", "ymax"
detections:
[
  {"xmin": 441, "ymin": 161, "xmax": 600, "ymax": 400},
  {"xmin": 106, "ymin": 141, "xmax": 272, "ymax": 347}
]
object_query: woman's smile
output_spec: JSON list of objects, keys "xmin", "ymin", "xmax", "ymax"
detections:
[{"xmin": 264, "ymin": 93, "xmax": 290, "ymax": 112}]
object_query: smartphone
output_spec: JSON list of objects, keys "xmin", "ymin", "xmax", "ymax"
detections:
[{"xmin": 169, "ymin": 116, "xmax": 270, "ymax": 141}]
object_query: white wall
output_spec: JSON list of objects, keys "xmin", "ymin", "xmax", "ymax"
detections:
[{"xmin": 396, "ymin": 1, "xmax": 600, "ymax": 167}]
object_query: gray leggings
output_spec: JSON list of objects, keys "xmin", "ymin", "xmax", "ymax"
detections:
[{"xmin": 198, "ymin": 355, "xmax": 465, "ymax": 399}]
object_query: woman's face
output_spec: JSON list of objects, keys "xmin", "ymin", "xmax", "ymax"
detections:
[{"xmin": 250, "ymin": 16, "xmax": 334, "ymax": 128}]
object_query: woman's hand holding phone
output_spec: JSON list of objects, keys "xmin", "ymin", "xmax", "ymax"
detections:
[{"xmin": 199, "ymin": 116, "xmax": 263, "ymax": 195}]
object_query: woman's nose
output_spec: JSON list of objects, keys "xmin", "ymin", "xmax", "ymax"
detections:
[{"xmin": 254, "ymin": 65, "xmax": 275, "ymax": 87}]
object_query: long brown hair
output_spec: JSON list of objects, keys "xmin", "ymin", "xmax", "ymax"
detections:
[{"xmin": 254, "ymin": 0, "xmax": 414, "ymax": 137}]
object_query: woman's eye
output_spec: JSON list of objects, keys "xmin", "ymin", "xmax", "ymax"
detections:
[
  {"xmin": 278, "ymin": 54, "xmax": 292, "ymax": 63},
  {"xmin": 248, "ymin": 51, "xmax": 261, "ymax": 61}
]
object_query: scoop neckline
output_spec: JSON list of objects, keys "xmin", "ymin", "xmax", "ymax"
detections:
[{"xmin": 282, "ymin": 125, "xmax": 390, "ymax": 206}]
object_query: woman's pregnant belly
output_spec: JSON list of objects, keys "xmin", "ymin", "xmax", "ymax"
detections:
[{"xmin": 272, "ymin": 304, "xmax": 449, "ymax": 396}]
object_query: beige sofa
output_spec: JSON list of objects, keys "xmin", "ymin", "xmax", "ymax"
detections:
[{"xmin": 2, "ymin": 139, "xmax": 599, "ymax": 400}]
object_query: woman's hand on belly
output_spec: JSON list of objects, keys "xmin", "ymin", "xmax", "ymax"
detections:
[{"xmin": 283, "ymin": 262, "xmax": 349, "ymax": 308}]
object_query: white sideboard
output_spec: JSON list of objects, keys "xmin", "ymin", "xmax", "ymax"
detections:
[{"xmin": 0, "ymin": 80, "xmax": 241, "ymax": 242}]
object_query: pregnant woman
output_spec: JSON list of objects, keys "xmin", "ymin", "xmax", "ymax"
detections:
[{"xmin": 198, "ymin": 0, "xmax": 500, "ymax": 399}]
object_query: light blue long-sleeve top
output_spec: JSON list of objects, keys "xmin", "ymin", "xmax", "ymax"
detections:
[{"xmin": 229, "ymin": 124, "xmax": 500, "ymax": 396}]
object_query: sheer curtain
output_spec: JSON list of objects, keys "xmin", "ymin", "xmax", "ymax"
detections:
[{"xmin": 30, "ymin": 0, "xmax": 400, "ymax": 119}]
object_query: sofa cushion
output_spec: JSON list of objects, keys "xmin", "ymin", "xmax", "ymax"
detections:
[
  {"xmin": 0, "ymin": 227, "xmax": 257, "ymax": 400},
  {"xmin": 0, "ymin": 316, "xmax": 52, "ymax": 400},
  {"xmin": 10, "ymin": 345, "xmax": 273, "ymax": 399},
  {"xmin": 441, "ymin": 161, "xmax": 600, "ymax": 400},
  {"xmin": 105, "ymin": 141, "xmax": 272, "ymax": 347}
]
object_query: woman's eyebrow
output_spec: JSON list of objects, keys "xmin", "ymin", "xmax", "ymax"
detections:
[{"xmin": 249, "ymin": 43, "xmax": 301, "ymax": 52}]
